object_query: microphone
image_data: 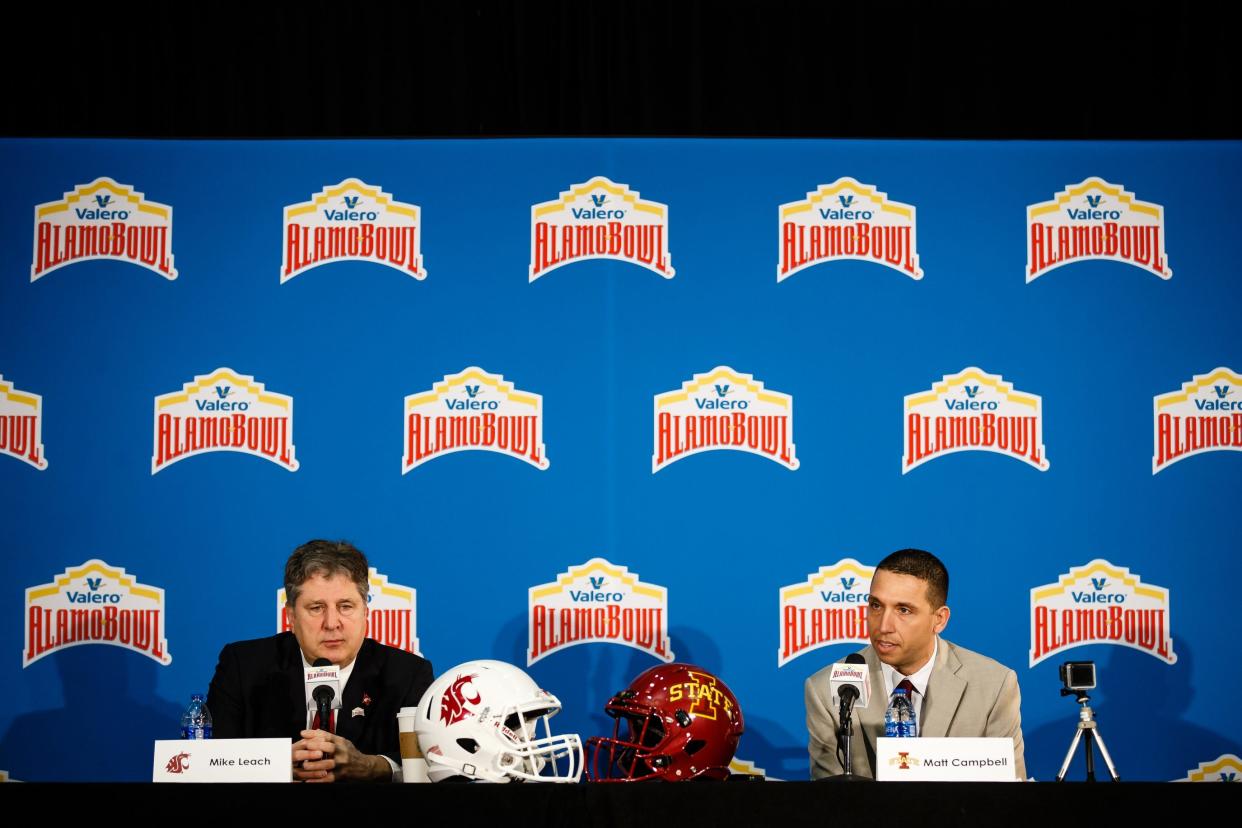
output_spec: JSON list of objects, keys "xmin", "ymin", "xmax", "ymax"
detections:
[
  {"xmin": 830, "ymin": 653, "xmax": 871, "ymax": 712},
  {"xmin": 305, "ymin": 657, "xmax": 341, "ymax": 734},
  {"xmin": 827, "ymin": 652, "xmax": 870, "ymax": 779}
]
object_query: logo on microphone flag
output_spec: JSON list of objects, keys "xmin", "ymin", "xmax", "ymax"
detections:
[
  {"xmin": 653, "ymin": 366, "xmax": 797, "ymax": 473},
  {"xmin": 403, "ymin": 367, "xmax": 549, "ymax": 472},
  {"xmin": 279, "ymin": 566, "xmax": 420, "ymax": 655},
  {"xmin": 1026, "ymin": 178, "xmax": 1171, "ymax": 283},
  {"xmin": 282, "ymin": 179, "xmax": 425, "ymax": 282},
  {"xmin": 1152, "ymin": 367, "xmax": 1242, "ymax": 474},
  {"xmin": 778, "ymin": 559, "xmax": 873, "ymax": 667},
  {"xmin": 32, "ymin": 177, "xmax": 176, "ymax": 281},
  {"xmin": 1029, "ymin": 559, "xmax": 1175, "ymax": 667},
  {"xmin": 24, "ymin": 560, "xmax": 171, "ymax": 668},
  {"xmin": 778, "ymin": 177, "xmax": 922, "ymax": 282},
  {"xmin": 0, "ymin": 373, "xmax": 48, "ymax": 470},
  {"xmin": 529, "ymin": 177, "xmax": 673, "ymax": 281},
  {"xmin": 1176, "ymin": 754, "xmax": 1242, "ymax": 782},
  {"xmin": 528, "ymin": 558, "xmax": 673, "ymax": 665},
  {"xmin": 151, "ymin": 368, "xmax": 297, "ymax": 474},
  {"xmin": 903, "ymin": 367, "xmax": 1049, "ymax": 473}
]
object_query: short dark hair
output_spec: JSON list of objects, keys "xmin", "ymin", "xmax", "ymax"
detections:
[
  {"xmin": 875, "ymin": 548, "xmax": 949, "ymax": 609},
  {"xmin": 284, "ymin": 539, "xmax": 370, "ymax": 609}
]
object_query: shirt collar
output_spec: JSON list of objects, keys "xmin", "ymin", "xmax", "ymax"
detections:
[{"xmin": 881, "ymin": 636, "xmax": 938, "ymax": 697}]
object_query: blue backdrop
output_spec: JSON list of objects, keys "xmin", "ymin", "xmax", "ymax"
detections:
[{"xmin": 1, "ymin": 138, "xmax": 1238, "ymax": 782}]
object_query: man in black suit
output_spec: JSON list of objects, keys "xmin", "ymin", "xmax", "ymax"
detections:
[{"xmin": 207, "ymin": 540, "xmax": 433, "ymax": 782}]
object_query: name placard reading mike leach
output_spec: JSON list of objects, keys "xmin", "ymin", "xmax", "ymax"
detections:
[
  {"xmin": 154, "ymin": 739, "xmax": 290, "ymax": 782},
  {"xmin": 778, "ymin": 558, "xmax": 874, "ymax": 667},
  {"xmin": 278, "ymin": 566, "xmax": 420, "ymax": 655},
  {"xmin": 875, "ymin": 737, "xmax": 1018, "ymax": 781},
  {"xmin": 25, "ymin": 560, "xmax": 171, "ymax": 667},
  {"xmin": 31, "ymin": 177, "xmax": 177, "ymax": 281},
  {"xmin": 528, "ymin": 558, "xmax": 673, "ymax": 665}
]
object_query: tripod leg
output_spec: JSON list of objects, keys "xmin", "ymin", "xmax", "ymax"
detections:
[
  {"xmin": 1083, "ymin": 730, "xmax": 1096, "ymax": 782},
  {"xmin": 1090, "ymin": 729, "xmax": 1121, "ymax": 782},
  {"xmin": 1056, "ymin": 727, "xmax": 1084, "ymax": 782}
]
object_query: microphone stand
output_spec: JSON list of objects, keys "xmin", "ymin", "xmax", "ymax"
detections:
[{"xmin": 822, "ymin": 692, "xmax": 867, "ymax": 782}]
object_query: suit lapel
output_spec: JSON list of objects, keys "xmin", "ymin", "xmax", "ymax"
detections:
[
  {"xmin": 281, "ymin": 633, "xmax": 310, "ymax": 737},
  {"xmin": 920, "ymin": 638, "xmax": 964, "ymax": 738},
  {"xmin": 856, "ymin": 647, "xmax": 887, "ymax": 774},
  {"xmin": 336, "ymin": 639, "xmax": 378, "ymax": 744}
]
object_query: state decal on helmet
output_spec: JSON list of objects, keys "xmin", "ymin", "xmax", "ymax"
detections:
[{"xmin": 587, "ymin": 663, "xmax": 744, "ymax": 781}]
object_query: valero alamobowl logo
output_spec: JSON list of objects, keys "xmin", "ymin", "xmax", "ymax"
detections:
[
  {"xmin": 1029, "ymin": 559, "xmax": 1174, "ymax": 667},
  {"xmin": 904, "ymin": 367, "xmax": 1048, "ymax": 473},
  {"xmin": 1153, "ymin": 367, "xmax": 1242, "ymax": 474},
  {"xmin": 25, "ymin": 559, "xmax": 171, "ymax": 667},
  {"xmin": 778, "ymin": 177, "xmax": 922, "ymax": 282},
  {"xmin": 0, "ymin": 373, "xmax": 48, "ymax": 470},
  {"xmin": 152, "ymin": 368, "xmax": 297, "ymax": 474},
  {"xmin": 1026, "ymin": 177, "xmax": 1170, "ymax": 283},
  {"xmin": 282, "ymin": 179, "xmax": 425, "ymax": 282},
  {"xmin": 528, "ymin": 558, "xmax": 672, "ymax": 666},
  {"xmin": 1176, "ymin": 755, "xmax": 1242, "ymax": 782},
  {"xmin": 529, "ymin": 177, "xmax": 673, "ymax": 281},
  {"xmin": 778, "ymin": 558, "xmax": 874, "ymax": 667},
  {"xmin": 32, "ymin": 177, "xmax": 176, "ymax": 281},
  {"xmin": 279, "ymin": 567, "xmax": 419, "ymax": 655},
  {"xmin": 653, "ymin": 366, "xmax": 797, "ymax": 473},
  {"xmin": 403, "ymin": 367, "xmax": 548, "ymax": 472}
]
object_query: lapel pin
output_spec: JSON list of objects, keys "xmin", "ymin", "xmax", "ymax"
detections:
[{"xmin": 352, "ymin": 707, "xmax": 365, "ymax": 718}]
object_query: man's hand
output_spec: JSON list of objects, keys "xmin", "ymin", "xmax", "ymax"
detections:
[{"xmin": 292, "ymin": 729, "xmax": 392, "ymax": 782}]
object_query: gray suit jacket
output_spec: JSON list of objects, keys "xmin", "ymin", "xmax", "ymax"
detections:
[{"xmin": 805, "ymin": 638, "xmax": 1025, "ymax": 779}]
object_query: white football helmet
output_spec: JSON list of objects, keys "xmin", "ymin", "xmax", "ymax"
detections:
[{"xmin": 414, "ymin": 660, "xmax": 583, "ymax": 783}]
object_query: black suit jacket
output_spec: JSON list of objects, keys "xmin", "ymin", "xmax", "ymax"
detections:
[{"xmin": 207, "ymin": 632, "xmax": 433, "ymax": 768}]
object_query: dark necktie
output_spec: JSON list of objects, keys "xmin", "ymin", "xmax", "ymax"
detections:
[{"xmin": 896, "ymin": 679, "xmax": 917, "ymax": 736}]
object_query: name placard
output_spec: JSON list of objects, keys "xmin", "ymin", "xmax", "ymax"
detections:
[
  {"xmin": 153, "ymin": 738, "xmax": 291, "ymax": 782},
  {"xmin": 875, "ymin": 737, "xmax": 1018, "ymax": 781}
]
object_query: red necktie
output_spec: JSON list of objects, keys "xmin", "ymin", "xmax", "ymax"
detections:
[{"xmin": 312, "ymin": 710, "xmax": 335, "ymax": 732}]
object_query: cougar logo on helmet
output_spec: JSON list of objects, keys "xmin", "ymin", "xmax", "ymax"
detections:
[{"xmin": 440, "ymin": 673, "xmax": 481, "ymax": 725}]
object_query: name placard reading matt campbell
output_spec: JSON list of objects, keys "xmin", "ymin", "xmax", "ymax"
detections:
[{"xmin": 875, "ymin": 737, "xmax": 1018, "ymax": 781}]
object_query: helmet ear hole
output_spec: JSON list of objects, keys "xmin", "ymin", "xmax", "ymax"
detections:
[
  {"xmin": 456, "ymin": 738, "xmax": 480, "ymax": 754},
  {"xmin": 685, "ymin": 739, "xmax": 706, "ymax": 755}
]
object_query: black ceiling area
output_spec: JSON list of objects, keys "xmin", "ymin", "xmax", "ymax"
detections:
[{"xmin": 3, "ymin": 2, "xmax": 1237, "ymax": 139}]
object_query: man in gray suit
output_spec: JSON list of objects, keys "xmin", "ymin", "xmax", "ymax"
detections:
[{"xmin": 805, "ymin": 549, "xmax": 1026, "ymax": 780}]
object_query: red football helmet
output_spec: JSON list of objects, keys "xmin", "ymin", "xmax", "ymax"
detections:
[{"xmin": 586, "ymin": 663, "xmax": 744, "ymax": 781}]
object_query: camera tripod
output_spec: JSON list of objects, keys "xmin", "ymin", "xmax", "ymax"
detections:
[{"xmin": 1056, "ymin": 689, "xmax": 1120, "ymax": 782}]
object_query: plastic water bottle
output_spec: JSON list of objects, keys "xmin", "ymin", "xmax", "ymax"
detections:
[
  {"xmin": 884, "ymin": 688, "xmax": 917, "ymax": 738},
  {"xmin": 181, "ymin": 693, "xmax": 213, "ymax": 740}
]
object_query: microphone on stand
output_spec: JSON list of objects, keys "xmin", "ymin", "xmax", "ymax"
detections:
[
  {"xmin": 824, "ymin": 652, "xmax": 870, "ymax": 780},
  {"xmin": 305, "ymin": 657, "xmax": 341, "ymax": 734}
]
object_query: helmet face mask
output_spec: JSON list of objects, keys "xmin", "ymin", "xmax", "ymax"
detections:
[
  {"xmin": 586, "ymin": 663, "xmax": 744, "ymax": 782},
  {"xmin": 416, "ymin": 660, "xmax": 583, "ymax": 783}
]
